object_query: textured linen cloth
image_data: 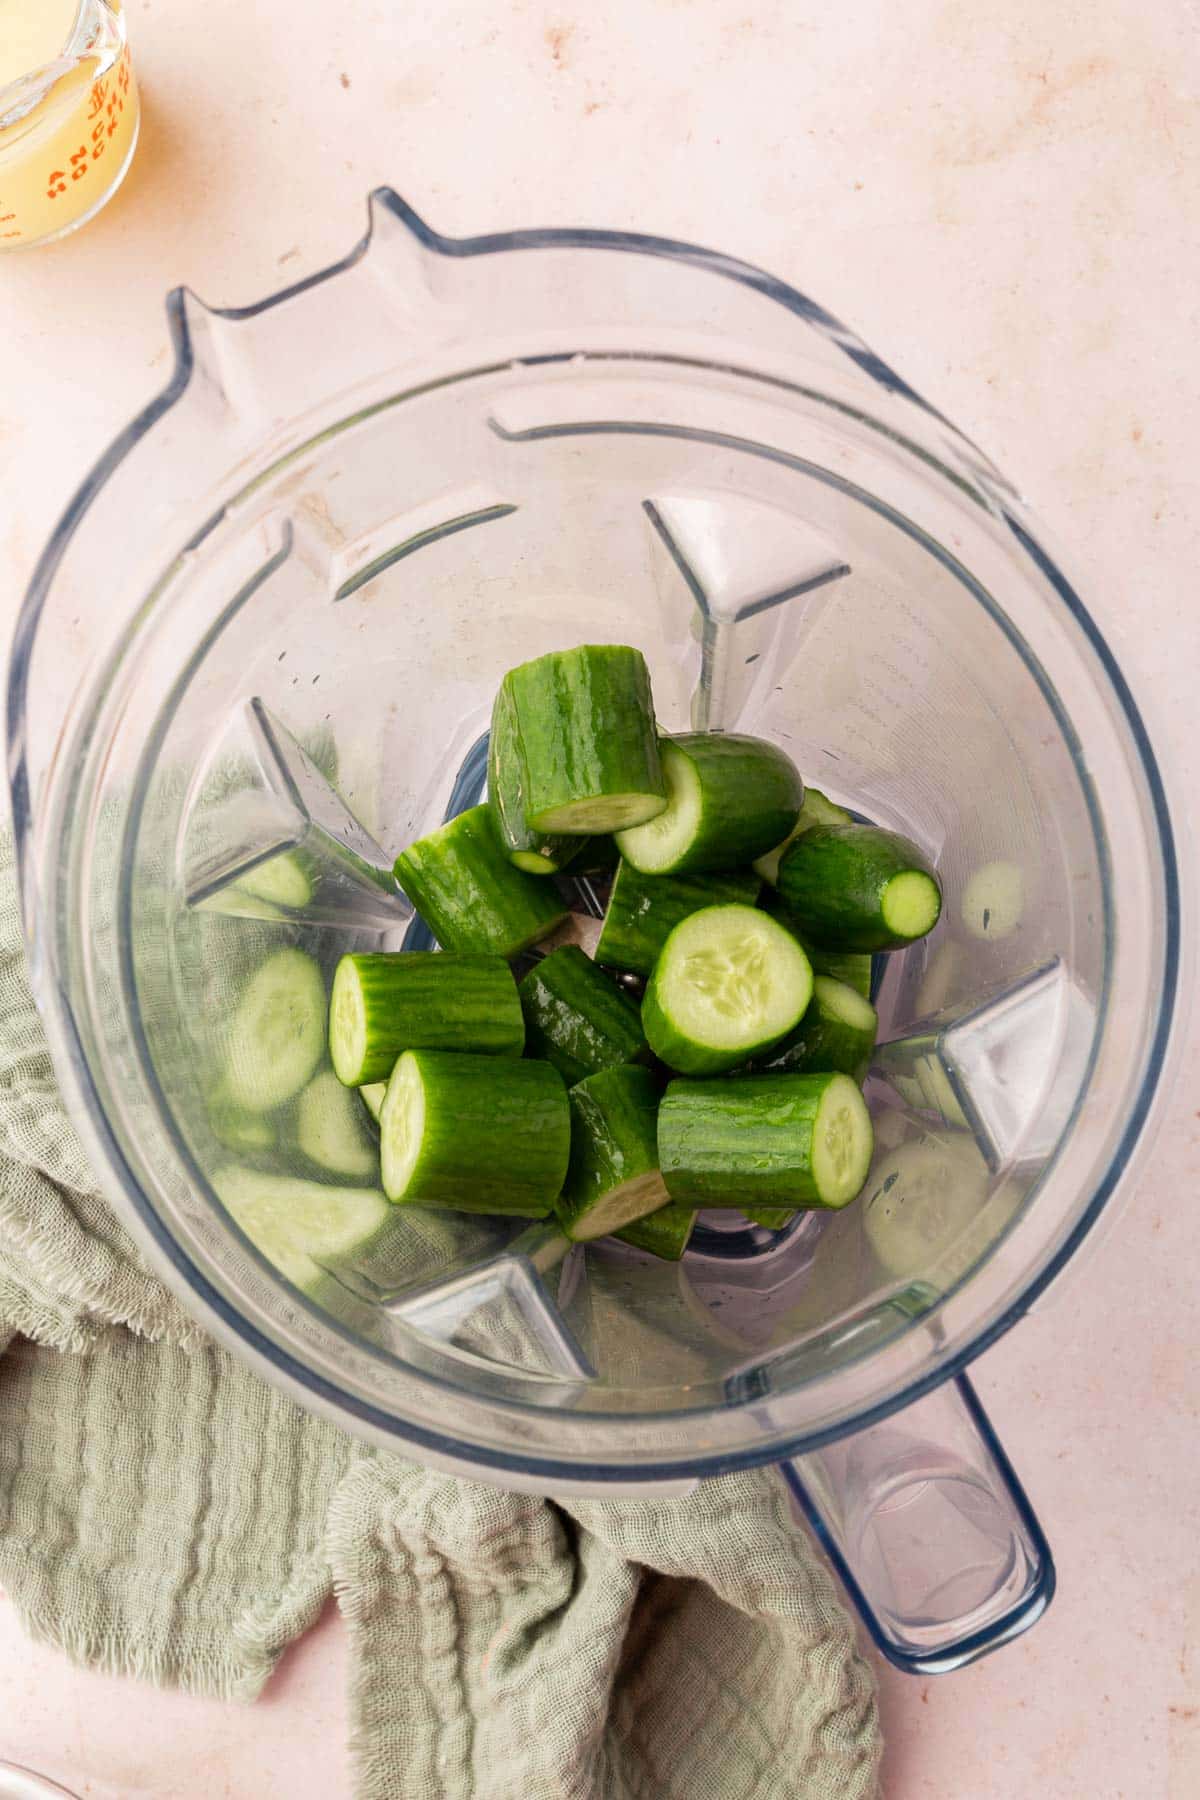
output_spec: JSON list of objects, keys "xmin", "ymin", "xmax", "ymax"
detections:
[{"xmin": 0, "ymin": 829, "xmax": 880, "ymax": 1797}]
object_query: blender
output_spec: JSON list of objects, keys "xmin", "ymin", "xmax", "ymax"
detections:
[{"xmin": 6, "ymin": 192, "xmax": 1183, "ymax": 1674}]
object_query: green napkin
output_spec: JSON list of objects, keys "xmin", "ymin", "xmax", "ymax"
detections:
[{"xmin": 0, "ymin": 830, "xmax": 880, "ymax": 1797}]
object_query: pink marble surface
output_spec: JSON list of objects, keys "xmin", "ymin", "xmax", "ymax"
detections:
[{"xmin": 1, "ymin": 1, "xmax": 1197, "ymax": 1794}]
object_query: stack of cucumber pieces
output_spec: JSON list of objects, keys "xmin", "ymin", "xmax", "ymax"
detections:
[{"xmin": 212, "ymin": 644, "xmax": 943, "ymax": 1281}]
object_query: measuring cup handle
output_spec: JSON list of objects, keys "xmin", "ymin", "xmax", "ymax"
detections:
[{"xmin": 779, "ymin": 1371, "xmax": 1055, "ymax": 1674}]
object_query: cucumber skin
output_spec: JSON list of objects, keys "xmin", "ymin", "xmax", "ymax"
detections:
[
  {"xmin": 754, "ymin": 980, "xmax": 877, "ymax": 1083},
  {"xmin": 658, "ymin": 1073, "xmax": 866, "ymax": 1209},
  {"xmin": 331, "ymin": 952, "xmax": 524, "ymax": 1084},
  {"xmin": 382, "ymin": 1050, "xmax": 569, "ymax": 1215},
  {"xmin": 753, "ymin": 787, "xmax": 852, "ymax": 885},
  {"xmin": 394, "ymin": 804, "xmax": 568, "ymax": 957},
  {"xmin": 742, "ymin": 1206, "xmax": 798, "ymax": 1230},
  {"xmin": 487, "ymin": 674, "xmax": 580, "ymax": 875},
  {"xmin": 759, "ymin": 891, "xmax": 873, "ymax": 997},
  {"xmin": 519, "ymin": 946, "xmax": 647, "ymax": 1087},
  {"xmin": 596, "ymin": 862, "xmax": 762, "ymax": 976},
  {"xmin": 506, "ymin": 645, "xmax": 665, "ymax": 832},
  {"xmin": 777, "ymin": 824, "xmax": 942, "ymax": 951},
  {"xmin": 556, "ymin": 1065, "xmax": 667, "ymax": 1240},
  {"xmin": 616, "ymin": 1201, "xmax": 696, "ymax": 1260},
  {"xmin": 616, "ymin": 733, "xmax": 804, "ymax": 875}
]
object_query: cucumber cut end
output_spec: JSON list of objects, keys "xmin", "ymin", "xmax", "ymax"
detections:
[
  {"xmin": 380, "ymin": 1054, "xmax": 426, "ymax": 1201},
  {"xmin": 812, "ymin": 973, "xmax": 877, "ymax": 1032},
  {"xmin": 360, "ymin": 1081, "xmax": 387, "ymax": 1124},
  {"xmin": 564, "ymin": 1170, "xmax": 669, "ymax": 1242},
  {"xmin": 511, "ymin": 848, "xmax": 561, "ymax": 875},
  {"xmin": 881, "ymin": 870, "xmax": 942, "ymax": 941},
  {"xmin": 613, "ymin": 743, "xmax": 701, "ymax": 873},
  {"xmin": 810, "ymin": 1075, "xmax": 874, "ymax": 1208},
  {"xmin": 532, "ymin": 791, "xmax": 667, "ymax": 833},
  {"xmin": 660, "ymin": 906, "xmax": 812, "ymax": 1052},
  {"xmin": 329, "ymin": 958, "xmax": 367, "ymax": 1085}
]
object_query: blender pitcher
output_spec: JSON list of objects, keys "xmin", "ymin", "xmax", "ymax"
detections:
[{"xmin": 7, "ymin": 192, "xmax": 1183, "ymax": 1675}]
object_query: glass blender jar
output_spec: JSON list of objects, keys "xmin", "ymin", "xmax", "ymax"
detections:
[{"xmin": 7, "ymin": 192, "xmax": 1183, "ymax": 1674}]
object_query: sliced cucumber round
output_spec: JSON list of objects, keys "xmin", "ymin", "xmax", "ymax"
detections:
[
  {"xmin": 960, "ymin": 859, "xmax": 1025, "ymax": 941},
  {"xmin": 643, "ymin": 904, "xmax": 812, "ymax": 1076},
  {"xmin": 296, "ymin": 1071, "xmax": 379, "ymax": 1179},
  {"xmin": 862, "ymin": 1133, "xmax": 989, "ymax": 1279},
  {"xmin": 658, "ymin": 1070, "xmax": 874, "ymax": 1210},
  {"xmin": 777, "ymin": 824, "xmax": 942, "ymax": 952},
  {"xmin": 614, "ymin": 734, "xmax": 803, "ymax": 876},
  {"xmin": 215, "ymin": 1166, "xmax": 389, "ymax": 1292},
  {"xmin": 223, "ymin": 948, "xmax": 326, "ymax": 1112},
  {"xmin": 380, "ymin": 1050, "xmax": 570, "ymax": 1215}
]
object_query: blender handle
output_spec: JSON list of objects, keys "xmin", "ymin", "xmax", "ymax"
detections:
[{"xmin": 779, "ymin": 1371, "xmax": 1055, "ymax": 1674}]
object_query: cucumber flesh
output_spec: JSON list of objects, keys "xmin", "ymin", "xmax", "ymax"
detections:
[
  {"xmin": 557, "ymin": 1066, "xmax": 669, "ymax": 1241},
  {"xmin": 296, "ymin": 1071, "xmax": 380, "ymax": 1179},
  {"xmin": 778, "ymin": 824, "xmax": 942, "ymax": 952},
  {"xmin": 862, "ymin": 1134, "xmax": 989, "ymax": 1279},
  {"xmin": 223, "ymin": 948, "xmax": 326, "ymax": 1112},
  {"xmin": 754, "ymin": 787, "xmax": 852, "ymax": 885},
  {"xmin": 359, "ymin": 1081, "xmax": 387, "ymax": 1125},
  {"xmin": 488, "ymin": 673, "xmax": 584, "ymax": 875},
  {"xmin": 960, "ymin": 859, "xmax": 1025, "ymax": 941},
  {"xmin": 329, "ymin": 951, "xmax": 524, "ymax": 1085},
  {"xmin": 519, "ymin": 945, "xmax": 646, "ymax": 1086},
  {"xmin": 208, "ymin": 1098, "xmax": 278, "ymax": 1154},
  {"xmin": 615, "ymin": 734, "xmax": 803, "ymax": 876},
  {"xmin": 236, "ymin": 850, "xmax": 313, "ymax": 910},
  {"xmin": 215, "ymin": 1166, "xmax": 389, "ymax": 1292},
  {"xmin": 755, "ymin": 975, "xmax": 877, "ymax": 1082},
  {"xmin": 380, "ymin": 1050, "xmax": 570, "ymax": 1215},
  {"xmin": 597, "ymin": 862, "xmax": 762, "ymax": 977},
  {"xmin": 616, "ymin": 1201, "xmax": 696, "ymax": 1261},
  {"xmin": 504, "ymin": 645, "xmax": 666, "ymax": 834},
  {"xmin": 658, "ymin": 1071, "xmax": 874, "ymax": 1210},
  {"xmin": 643, "ymin": 904, "xmax": 812, "ymax": 1076},
  {"xmin": 394, "ymin": 804, "xmax": 568, "ymax": 957}
]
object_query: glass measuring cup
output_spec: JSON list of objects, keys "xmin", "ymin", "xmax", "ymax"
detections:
[
  {"xmin": 7, "ymin": 193, "xmax": 1184, "ymax": 1672},
  {"xmin": 0, "ymin": 0, "xmax": 138, "ymax": 250}
]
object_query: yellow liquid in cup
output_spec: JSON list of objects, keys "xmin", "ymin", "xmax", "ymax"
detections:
[{"xmin": 0, "ymin": 0, "xmax": 140, "ymax": 248}]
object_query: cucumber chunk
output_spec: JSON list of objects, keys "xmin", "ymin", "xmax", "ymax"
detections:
[
  {"xmin": 642, "ymin": 904, "xmax": 812, "ymax": 1076},
  {"xmin": 754, "ymin": 786, "xmax": 852, "ymax": 885},
  {"xmin": 359, "ymin": 1082, "xmax": 387, "ymax": 1125},
  {"xmin": 615, "ymin": 734, "xmax": 803, "ymax": 876},
  {"xmin": 394, "ymin": 804, "xmax": 568, "ymax": 957},
  {"xmin": 615, "ymin": 1200, "xmax": 697, "ymax": 1261},
  {"xmin": 596, "ymin": 862, "xmax": 761, "ymax": 977},
  {"xmin": 503, "ymin": 645, "xmax": 666, "ymax": 833},
  {"xmin": 329, "ymin": 951, "xmax": 524, "ymax": 1085},
  {"xmin": 380, "ymin": 1050, "xmax": 570, "ymax": 1215},
  {"xmin": 755, "ymin": 975, "xmax": 877, "ymax": 1082},
  {"xmin": 778, "ymin": 824, "xmax": 942, "ymax": 951},
  {"xmin": 760, "ymin": 891, "xmax": 874, "ymax": 997},
  {"xmin": 488, "ymin": 673, "xmax": 586, "ymax": 875},
  {"xmin": 296, "ymin": 1071, "xmax": 380, "ymax": 1179},
  {"xmin": 223, "ymin": 948, "xmax": 326, "ymax": 1112},
  {"xmin": 556, "ymin": 1066, "xmax": 669, "ymax": 1241},
  {"xmin": 742, "ymin": 1206, "xmax": 798, "ymax": 1230},
  {"xmin": 518, "ymin": 945, "xmax": 647, "ymax": 1086},
  {"xmin": 215, "ymin": 1166, "xmax": 389, "ymax": 1292},
  {"xmin": 658, "ymin": 1071, "xmax": 874, "ymax": 1211}
]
